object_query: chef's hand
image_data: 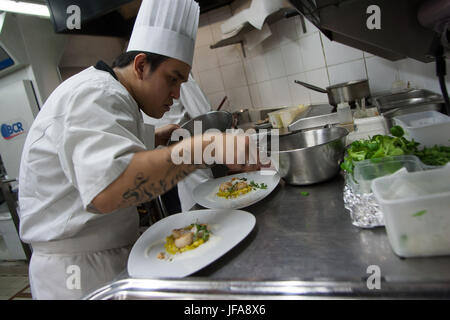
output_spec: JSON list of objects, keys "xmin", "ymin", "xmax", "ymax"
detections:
[
  {"xmin": 155, "ymin": 124, "xmax": 180, "ymax": 147},
  {"xmin": 204, "ymin": 133, "xmax": 262, "ymax": 172},
  {"xmin": 171, "ymin": 132, "xmax": 266, "ymax": 172}
]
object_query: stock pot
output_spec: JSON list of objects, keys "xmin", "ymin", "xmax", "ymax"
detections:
[{"xmin": 271, "ymin": 127, "xmax": 349, "ymax": 185}]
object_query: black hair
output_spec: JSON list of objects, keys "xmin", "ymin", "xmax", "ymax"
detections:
[{"xmin": 111, "ymin": 51, "xmax": 169, "ymax": 72}]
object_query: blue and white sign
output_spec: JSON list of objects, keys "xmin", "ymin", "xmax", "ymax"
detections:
[{"xmin": 1, "ymin": 121, "xmax": 26, "ymax": 140}]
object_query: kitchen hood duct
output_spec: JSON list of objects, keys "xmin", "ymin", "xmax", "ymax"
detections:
[{"xmin": 288, "ymin": 0, "xmax": 445, "ymax": 63}]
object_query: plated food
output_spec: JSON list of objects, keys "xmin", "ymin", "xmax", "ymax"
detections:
[
  {"xmin": 157, "ymin": 223, "xmax": 211, "ymax": 259},
  {"xmin": 217, "ymin": 177, "xmax": 267, "ymax": 199},
  {"xmin": 193, "ymin": 171, "xmax": 280, "ymax": 210},
  {"xmin": 128, "ymin": 209, "xmax": 256, "ymax": 278}
]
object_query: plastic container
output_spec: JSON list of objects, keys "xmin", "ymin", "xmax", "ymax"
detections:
[
  {"xmin": 353, "ymin": 155, "xmax": 424, "ymax": 194},
  {"xmin": 346, "ymin": 116, "xmax": 388, "ymax": 145},
  {"xmin": 337, "ymin": 102, "xmax": 353, "ymax": 124},
  {"xmin": 372, "ymin": 166, "xmax": 450, "ymax": 257},
  {"xmin": 393, "ymin": 111, "xmax": 450, "ymax": 147}
]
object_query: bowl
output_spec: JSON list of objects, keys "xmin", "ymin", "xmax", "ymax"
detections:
[{"xmin": 271, "ymin": 127, "xmax": 349, "ymax": 185}]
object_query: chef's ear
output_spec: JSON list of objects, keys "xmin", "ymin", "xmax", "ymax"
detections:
[{"xmin": 133, "ymin": 53, "xmax": 149, "ymax": 80}]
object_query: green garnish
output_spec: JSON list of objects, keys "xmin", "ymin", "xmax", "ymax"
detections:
[
  {"xmin": 412, "ymin": 210, "xmax": 427, "ymax": 217},
  {"xmin": 340, "ymin": 125, "xmax": 450, "ymax": 174},
  {"xmin": 250, "ymin": 181, "xmax": 268, "ymax": 190},
  {"xmin": 301, "ymin": 191, "xmax": 309, "ymax": 196},
  {"xmin": 191, "ymin": 223, "xmax": 211, "ymax": 241}
]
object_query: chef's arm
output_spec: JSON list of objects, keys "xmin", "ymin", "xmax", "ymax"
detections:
[
  {"xmin": 90, "ymin": 134, "xmax": 256, "ymax": 214},
  {"xmin": 90, "ymin": 142, "xmax": 196, "ymax": 214}
]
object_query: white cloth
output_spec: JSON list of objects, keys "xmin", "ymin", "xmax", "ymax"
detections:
[
  {"xmin": 143, "ymin": 74, "xmax": 213, "ymax": 211},
  {"xmin": 127, "ymin": 0, "xmax": 200, "ymax": 66},
  {"xmin": 18, "ymin": 66, "xmax": 149, "ymax": 299}
]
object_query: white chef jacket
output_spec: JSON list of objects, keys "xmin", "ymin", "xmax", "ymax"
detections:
[
  {"xmin": 18, "ymin": 66, "xmax": 150, "ymax": 299},
  {"xmin": 143, "ymin": 73, "xmax": 214, "ymax": 212}
]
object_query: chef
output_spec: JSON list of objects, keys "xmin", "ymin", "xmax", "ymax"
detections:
[{"xmin": 18, "ymin": 0, "xmax": 257, "ymax": 300}]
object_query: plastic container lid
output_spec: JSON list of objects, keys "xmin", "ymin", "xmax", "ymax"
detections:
[{"xmin": 337, "ymin": 102, "xmax": 353, "ymax": 124}]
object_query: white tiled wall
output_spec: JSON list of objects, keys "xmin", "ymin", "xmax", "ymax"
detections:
[{"xmin": 192, "ymin": 6, "xmax": 449, "ymax": 112}]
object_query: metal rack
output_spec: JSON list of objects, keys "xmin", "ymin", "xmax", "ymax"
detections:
[{"xmin": 0, "ymin": 178, "xmax": 32, "ymax": 261}]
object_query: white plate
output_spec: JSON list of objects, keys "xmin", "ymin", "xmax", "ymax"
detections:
[
  {"xmin": 127, "ymin": 209, "xmax": 255, "ymax": 278},
  {"xmin": 193, "ymin": 170, "xmax": 280, "ymax": 209}
]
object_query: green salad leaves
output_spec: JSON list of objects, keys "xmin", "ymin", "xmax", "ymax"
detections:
[{"xmin": 341, "ymin": 125, "xmax": 450, "ymax": 173}]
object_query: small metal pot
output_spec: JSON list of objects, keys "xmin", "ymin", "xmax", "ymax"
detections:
[
  {"xmin": 271, "ymin": 127, "xmax": 349, "ymax": 185},
  {"xmin": 295, "ymin": 79, "xmax": 371, "ymax": 107},
  {"xmin": 179, "ymin": 111, "xmax": 233, "ymax": 134},
  {"xmin": 168, "ymin": 111, "xmax": 233, "ymax": 146}
]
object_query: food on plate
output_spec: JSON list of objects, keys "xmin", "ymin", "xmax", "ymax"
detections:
[
  {"xmin": 217, "ymin": 177, "xmax": 268, "ymax": 199},
  {"xmin": 157, "ymin": 252, "xmax": 166, "ymax": 260},
  {"xmin": 163, "ymin": 223, "xmax": 211, "ymax": 255}
]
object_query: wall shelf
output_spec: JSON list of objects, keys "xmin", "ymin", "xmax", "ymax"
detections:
[{"xmin": 209, "ymin": 8, "xmax": 300, "ymax": 57}]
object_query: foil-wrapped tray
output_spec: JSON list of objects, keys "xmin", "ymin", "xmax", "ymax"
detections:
[{"xmin": 343, "ymin": 173, "xmax": 384, "ymax": 228}]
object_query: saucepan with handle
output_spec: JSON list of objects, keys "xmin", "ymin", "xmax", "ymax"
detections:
[{"xmin": 294, "ymin": 79, "xmax": 371, "ymax": 110}]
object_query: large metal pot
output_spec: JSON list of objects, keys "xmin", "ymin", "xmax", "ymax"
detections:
[
  {"xmin": 271, "ymin": 127, "xmax": 349, "ymax": 185},
  {"xmin": 294, "ymin": 79, "xmax": 370, "ymax": 107}
]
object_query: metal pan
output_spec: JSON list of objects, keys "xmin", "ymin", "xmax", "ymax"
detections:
[{"xmin": 294, "ymin": 79, "xmax": 371, "ymax": 107}]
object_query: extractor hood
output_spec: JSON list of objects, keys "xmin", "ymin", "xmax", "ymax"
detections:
[
  {"xmin": 45, "ymin": 0, "xmax": 139, "ymax": 37},
  {"xmin": 288, "ymin": 0, "xmax": 449, "ymax": 63},
  {"xmin": 44, "ymin": 0, "xmax": 234, "ymax": 38}
]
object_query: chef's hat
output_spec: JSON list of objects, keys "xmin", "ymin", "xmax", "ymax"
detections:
[{"xmin": 127, "ymin": 0, "xmax": 200, "ymax": 67}]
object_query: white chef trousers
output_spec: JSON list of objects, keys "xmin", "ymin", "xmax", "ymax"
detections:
[{"xmin": 27, "ymin": 211, "xmax": 139, "ymax": 300}]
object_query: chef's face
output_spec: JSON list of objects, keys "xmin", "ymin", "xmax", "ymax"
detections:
[{"xmin": 132, "ymin": 54, "xmax": 190, "ymax": 119}]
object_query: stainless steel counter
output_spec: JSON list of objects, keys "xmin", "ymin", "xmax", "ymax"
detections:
[{"xmin": 85, "ymin": 174, "xmax": 450, "ymax": 299}]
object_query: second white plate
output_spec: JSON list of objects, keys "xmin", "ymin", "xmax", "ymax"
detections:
[{"xmin": 193, "ymin": 170, "xmax": 280, "ymax": 209}]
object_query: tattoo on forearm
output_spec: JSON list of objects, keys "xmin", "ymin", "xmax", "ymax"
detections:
[{"xmin": 121, "ymin": 167, "xmax": 193, "ymax": 206}]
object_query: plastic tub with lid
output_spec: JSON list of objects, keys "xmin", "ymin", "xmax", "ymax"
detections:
[
  {"xmin": 393, "ymin": 111, "xmax": 450, "ymax": 147},
  {"xmin": 371, "ymin": 165, "xmax": 450, "ymax": 258}
]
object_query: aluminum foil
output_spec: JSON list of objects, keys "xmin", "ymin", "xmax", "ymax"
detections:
[{"xmin": 343, "ymin": 174, "xmax": 385, "ymax": 228}]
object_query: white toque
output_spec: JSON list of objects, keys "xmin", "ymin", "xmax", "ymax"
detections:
[{"xmin": 127, "ymin": 0, "xmax": 200, "ymax": 67}]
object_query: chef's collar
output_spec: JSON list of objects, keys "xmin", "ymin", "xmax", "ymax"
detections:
[{"xmin": 94, "ymin": 60, "xmax": 118, "ymax": 80}]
